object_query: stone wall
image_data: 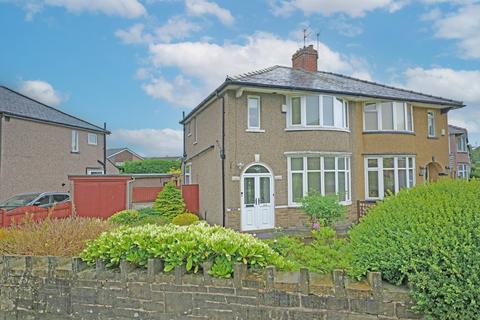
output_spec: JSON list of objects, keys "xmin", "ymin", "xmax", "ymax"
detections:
[{"xmin": 0, "ymin": 255, "xmax": 422, "ymax": 320}]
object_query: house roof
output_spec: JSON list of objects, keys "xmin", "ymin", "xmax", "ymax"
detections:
[
  {"xmin": 107, "ymin": 147, "xmax": 144, "ymax": 160},
  {"xmin": 448, "ymin": 124, "xmax": 468, "ymax": 135},
  {"xmin": 181, "ymin": 65, "xmax": 465, "ymax": 124},
  {"xmin": 0, "ymin": 86, "xmax": 107, "ymax": 133}
]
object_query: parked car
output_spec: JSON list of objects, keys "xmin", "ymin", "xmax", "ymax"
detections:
[{"xmin": 0, "ymin": 192, "xmax": 70, "ymax": 211}]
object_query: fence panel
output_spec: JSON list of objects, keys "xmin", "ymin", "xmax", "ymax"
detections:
[{"xmin": 0, "ymin": 202, "xmax": 72, "ymax": 228}]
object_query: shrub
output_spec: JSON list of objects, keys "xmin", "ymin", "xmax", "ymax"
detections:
[
  {"xmin": 301, "ymin": 193, "xmax": 346, "ymax": 227},
  {"xmin": 0, "ymin": 217, "xmax": 113, "ymax": 256},
  {"xmin": 108, "ymin": 209, "xmax": 168, "ymax": 226},
  {"xmin": 265, "ymin": 227, "xmax": 349, "ymax": 273},
  {"xmin": 153, "ymin": 181, "xmax": 185, "ymax": 220},
  {"xmin": 0, "ymin": 229, "xmax": 7, "ymax": 241},
  {"xmin": 172, "ymin": 212, "xmax": 199, "ymax": 226},
  {"xmin": 348, "ymin": 179, "xmax": 480, "ymax": 319},
  {"xmin": 121, "ymin": 159, "xmax": 181, "ymax": 174},
  {"xmin": 80, "ymin": 222, "xmax": 287, "ymax": 278}
]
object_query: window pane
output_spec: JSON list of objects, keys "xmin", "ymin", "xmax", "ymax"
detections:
[
  {"xmin": 368, "ymin": 159, "xmax": 378, "ymax": 168},
  {"xmin": 306, "ymin": 96, "xmax": 320, "ymax": 125},
  {"xmin": 338, "ymin": 172, "xmax": 346, "ymax": 201},
  {"xmin": 407, "ymin": 105, "xmax": 413, "ymax": 131},
  {"xmin": 428, "ymin": 112, "xmax": 435, "ymax": 136},
  {"xmin": 323, "ymin": 96, "xmax": 334, "ymax": 126},
  {"xmin": 259, "ymin": 177, "xmax": 270, "ymax": 204},
  {"xmin": 408, "ymin": 169, "xmax": 414, "ymax": 187},
  {"xmin": 324, "ymin": 157, "xmax": 335, "ymax": 170},
  {"xmin": 395, "ymin": 102, "xmax": 406, "ymax": 130},
  {"xmin": 324, "ymin": 172, "xmax": 336, "ymax": 195},
  {"xmin": 408, "ymin": 157, "xmax": 414, "ymax": 168},
  {"xmin": 368, "ymin": 171, "xmax": 379, "ymax": 198},
  {"xmin": 307, "ymin": 157, "xmax": 320, "ymax": 170},
  {"xmin": 291, "ymin": 158, "xmax": 303, "ymax": 171},
  {"xmin": 334, "ymin": 98, "xmax": 345, "ymax": 128},
  {"xmin": 338, "ymin": 157, "xmax": 345, "ymax": 170},
  {"xmin": 383, "ymin": 169, "xmax": 395, "ymax": 195},
  {"xmin": 398, "ymin": 169, "xmax": 407, "ymax": 190},
  {"xmin": 245, "ymin": 165, "xmax": 269, "ymax": 174},
  {"xmin": 307, "ymin": 172, "xmax": 321, "ymax": 194},
  {"xmin": 381, "ymin": 102, "xmax": 394, "ymax": 130},
  {"xmin": 292, "ymin": 97, "xmax": 301, "ymax": 125},
  {"xmin": 292, "ymin": 173, "xmax": 304, "ymax": 202},
  {"xmin": 383, "ymin": 157, "xmax": 394, "ymax": 169},
  {"xmin": 248, "ymin": 98, "xmax": 259, "ymax": 128},
  {"xmin": 244, "ymin": 178, "xmax": 255, "ymax": 206},
  {"xmin": 398, "ymin": 157, "xmax": 407, "ymax": 168},
  {"xmin": 364, "ymin": 105, "xmax": 378, "ymax": 130}
]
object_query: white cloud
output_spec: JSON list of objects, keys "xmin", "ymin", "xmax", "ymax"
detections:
[
  {"xmin": 420, "ymin": 7, "xmax": 442, "ymax": 21},
  {"xmin": 269, "ymin": 0, "xmax": 407, "ymax": 17},
  {"xmin": 434, "ymin": 4, "xmax": 480, "ymax": 58},
  {"xmin": 185, "ymin": 0, "xmax": 234, "ymax": 25},
  {"xmin": 22, "ymin": 0, "xmax": 146, "ymax": 19},
  {"xmin": 18, "ymin": 80, "xmax": 65, "ymax": 106},
  {"xmin": 110, "ymin": 128, "xmax": 183, "ymax": 156},
  {"xmin": 155, "ymin": 16, "xmax": 201, "ymax": 42},
  {"xmin": 142, "ymin": 75, "xmax": 205, "ymax": 108},
  {"xmin": 115, "ymin": 24, "xmax": 150, "ymax": 44}
]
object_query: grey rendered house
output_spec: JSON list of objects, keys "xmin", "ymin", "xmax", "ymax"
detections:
[
  {"xmin": 181, "ymin": 45, "xmax": 464, "ymax": 232},
  {"xmin": 0, "ymin": 86, "xmax": 118, "ymax": 201}
]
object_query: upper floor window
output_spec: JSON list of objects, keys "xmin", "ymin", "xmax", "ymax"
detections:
[
  {"xmin": 193, "ymin": 117, "xmax": 197, "ymax": 144},
  {"xmin": 71, "ymin": 130, "xmax": 79, "ymax": 153},
  {"xmin": 364, "ymin": 102, "xmax": 413, "ymax": 132},
  {"xmin": 247, "ymin": 96, "xmax": 261, "ymax": 130},
  {"xmin": 87, "ymin": 133, "xmax": 98, "ymax": 145},
  {"xmin": 457, "ymin": 134, "xmax": 467, "ymax": 152},
  {"xmin": 287, "ymin": 95, "xmax": 348, "ymax": 130},
  {"xmin": 427, "ymin": 111, "xmax": 436, "ymax": 137},
  {"xmin": 187, "ymin": 122, "xmax": 192, "ymax": 136}
]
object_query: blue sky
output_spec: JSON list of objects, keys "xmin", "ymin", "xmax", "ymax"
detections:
[{"xmin": 1, "ymin": 0, "xmax": 479, "ymax": 156}]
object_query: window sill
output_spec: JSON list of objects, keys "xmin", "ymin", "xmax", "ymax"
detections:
[
  {"xmin": 71, "ymin": 151, "xmax": 79, "ymax": 154},
  {"xmin": 87, "ymin": 143, "xmax": 98, "ymax": 146},
  {"xmin": 427, "ymin": 136, "xmax": 439, "ymax": 140},
  {"xmin": 457, "ymin": 151, "xmax": 469, "ymax": 154},
  {"xmin": 288, "ymin": 200, "xmax": 352, "ymax": 207},
  {"xmin": 285, "ymin": 127, "xmax": 350, "ymax": 133},
  {"xmin": 193, "ymin": 141, "xmax": 198, "ymax": 145},
  {"xmin": 363, "ymin": 130, "xmax": 415, "ymax": 135},
  {"xmin": 246, "ymin": 129, "xmax": 265, "ymax": 133}
]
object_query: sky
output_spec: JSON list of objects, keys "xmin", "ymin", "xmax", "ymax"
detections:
[{"xmin": 0, "ymin": 0, "xmax": 479, "ymax": 156}]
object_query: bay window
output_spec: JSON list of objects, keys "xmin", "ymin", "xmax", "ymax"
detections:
[
  {"xmin": 287, "ymin": 95, "xmax": 348, "ymax": 130},
  {"xmin": 365, "ymin": 156, "xmax": 415, "ymax": 200},
  {"xmin": 288, "ymin": 155, "xmax": 351, "ymax": 205},
  {"xmin": 363, "ymin": 102, "xmax": 413, "ymax": 132}
]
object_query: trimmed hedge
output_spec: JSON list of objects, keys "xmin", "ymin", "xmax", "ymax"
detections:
[
  {"xmin": 172, "ymin": 212, "xmax": 199, "ymax": 226},
  {"xmin": 108, "ymin": 208, "xmax": 169, "ymax": 226},
  {"xmin": 348, "ymin": 179, "xmax": 480, "ymax": 319}
]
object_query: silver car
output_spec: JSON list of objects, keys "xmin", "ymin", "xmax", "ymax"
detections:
[{"xmin": 0, "ymin": 192, "xmax": 70, "ymax": 211}]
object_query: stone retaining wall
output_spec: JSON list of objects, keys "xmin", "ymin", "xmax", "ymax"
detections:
[{"xmin": 0, "ymin": 255, "xmax": 422, "ymax": 319}]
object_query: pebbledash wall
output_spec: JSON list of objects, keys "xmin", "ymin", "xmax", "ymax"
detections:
[{"xmin": 0, "ymin": 255, "xmax": 422, "ymax": 320}]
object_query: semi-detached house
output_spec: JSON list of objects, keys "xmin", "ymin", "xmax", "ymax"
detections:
[{"xmin": 181, "ymin": 45, "xmax": 465, "ymax": 232}]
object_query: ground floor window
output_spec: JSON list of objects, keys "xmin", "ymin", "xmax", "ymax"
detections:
[
  {"xmin": 184, "ymin": 163, "xmax": 192, "ymax": 184},
  {"xmin": 365, "ymin": 156, "xmax": 415, "ymax": 200},
  {"xmin": 457, "ymin": 164, "xmax": 470, "ymax": 179},
  {"xmin": 288, "ymin": 155, "xmax": 351, "ymax": 205}
]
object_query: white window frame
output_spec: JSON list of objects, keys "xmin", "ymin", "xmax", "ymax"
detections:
[
  {"xmin": 457, "ymin": 164, "xmax": 470, "ymax": 179},
  {"xmin": 87, "ymin": 133, "xmax": 98, "ymax": 145},
  {"xmin": 86, "ymin": 168, "xmax": 104, "ymax": 175},
  {"xmin": 457, "ymin": 134, "xmax": 468, "ymax": 152},
  {"xmin": 187, "ymin": 122, "xmax": 192, "ymax": 137},
  {"xmin": 364, "ymin": 155, "xmax": 416, "ymax": 200},
  {"xmin": 184, "ymin": 163, "xmax": 192, "ymax": 184},
  {"xmin": 71, "ymin": 130, "xmax": 79, "ymax": 153},
  {"xmin": 287, "ymin": 154, "xmax": 351, "ymax": 206},
  {"xmin": 193, "ymin": 117, "xmax": 197, "ymax": 144},
  {"xmin": 363, "ymin": 102, "xmax": 414, "ymax": 132},
  {"xmin": 427, "ymin": 110, "xmax": 436, "ymax": 138},
  {"xmin": 286, "ymin": 95, "xmax": 349, "ymax": 131},
  {"xmin": 246, "ymin": 96, "xmax": 264, "ymax": 132}
]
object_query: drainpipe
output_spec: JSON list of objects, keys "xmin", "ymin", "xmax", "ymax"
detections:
[
  {"xmin": 103, "ymin": 122, "xmax": 107, "ymax": 174},
  {"xmin": 182, "ymin": 111, "xmax": 186, "ymax": 180},
  {"xmin": 126, "ymin": 176, "xmax": 136, "ymax": 209},
  {"xmin": 0, "ymin": 114, "xmax": 3, "ymax": 193},
  {"xmin": 217, "ymin": 92, "xmax": 226, "ymax": 227}
]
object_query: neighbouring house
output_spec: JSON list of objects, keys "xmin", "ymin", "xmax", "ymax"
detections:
[
  {"xmin": 181, "ymin": 45, "xmax": 465, "ymax": 232},
  {"xmin": 107, "ymin": 147, "xmax": 144, "ymax": 167},
  {"xmin": 0, "ymin": 86, "xmax": 118, "ymax": 202},
  {"xmin": 448, "ymin": 125, "xmax": 471, "ymax": 178}
]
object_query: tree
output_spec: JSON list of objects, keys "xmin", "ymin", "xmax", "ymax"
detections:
[{"xmin": 153, "ymin": 181, "xmax": 185, "ymax": 220}]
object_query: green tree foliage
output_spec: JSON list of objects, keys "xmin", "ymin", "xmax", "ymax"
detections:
[
  {"xmin": 153, "ymin": 181, "xmax": 185, "ymax": 220},
  {"xmin": 108, "ymin": 208, "xmax": 168, "ymax": 226},
  {"xmin": 348, "ymin": 179, "xmax": 480, "ymax": 319},
  {"xmin": 300, "ymin": 192, "xmax": 346, "ymax": 227},
  {"xmin": 121, "ymin": 159, "xmax": 181, "ymax": 174},
  {"xmin": 471, "ymin": 146, "xmax": 480, "ymax": 178},
  {"xmin": 172, "ymin": 212, "xmax": 199, "ymax": 226}
]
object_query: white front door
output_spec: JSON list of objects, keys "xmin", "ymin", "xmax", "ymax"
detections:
[{"xmin": 241, "ymin": 171, "xmax": 274, "ymax": 231}]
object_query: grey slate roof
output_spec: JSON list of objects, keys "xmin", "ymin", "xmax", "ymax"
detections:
[
  {"xmin": 448, "ymin": 124, "xmax": 468, "ymax": 135},
  {"xmin": 227, "ymin": 66, "xmax": 464, "ymax": 107},
  {"xmin": 0, "ymin": 86, "xmax": 107, "ymax": 133}
]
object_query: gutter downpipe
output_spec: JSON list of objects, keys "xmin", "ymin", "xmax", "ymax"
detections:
[
  {"xmin": 103, "ymin": 122, "xmax": 107, "ymax": 174},
  {"xmin": 0, "ymin": 114, "xmax": 3, "ymax": 195},
  {"xmin": 126, "ymin": 176, "xmax": 136, "ymax": 210},
  {"xmin": 216, "ymin": 91, "xmax": 226, "ymax": 227}
]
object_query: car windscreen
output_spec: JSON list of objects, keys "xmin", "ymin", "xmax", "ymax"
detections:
[{"xmin": 0, "ymin": 193, "xmax": 42, "ymax": 207}]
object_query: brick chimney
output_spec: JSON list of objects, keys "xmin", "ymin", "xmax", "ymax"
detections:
[{"xmin": 292, "ymin": 45, "xmax": 318, "ymax": 72}]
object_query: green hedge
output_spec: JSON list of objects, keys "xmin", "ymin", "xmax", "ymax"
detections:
[
  {"xmin": 108, "ymin": 208, "xmax": 169, "ymax": 226},
  {"xmin": 80, "ymin": 222, "xmax": 287, "ymax": 278},
  {"xmin": 172, "ymin": 212, "xmax": 199, "ymax": 226},
  {"xmin": 121, "ymin": 159, "xmax": 181, "ymax": 174},
  {"xmin": 348, "ymin": 179, "xmax": 480, "ymax": 319}
]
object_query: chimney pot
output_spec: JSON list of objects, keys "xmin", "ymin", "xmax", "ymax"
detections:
[{"xmin": 292, "ymin": 45, "xmax": 318, "ymax": 72}]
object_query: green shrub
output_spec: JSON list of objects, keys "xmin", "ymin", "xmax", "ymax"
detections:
[
  {"xmin": 348, "ymin": 179, "xmax": 480, "ymax": 319},
  {"xmin": 121, "ymin": 159, "xmax": 181, "ymax": 174},
  {"xmin": 172, "ymin": 212, "xmax": 199, "ymax": 226},
  {"xmin": 80, "ymin": 222, "xmax": 287, "ymax": 278},
  {"xmin": 108, "ymin": 210, "xmax": 140, "ymax": 225},
  {"xmin": 301, "ymin": 193, "xmax": 346, "ymax": 227},
  {"xmin": 153, "ymin": 182, "xmax": 185, "ymax": 220},
  {"xmin": 265, "ymin": 227, "xmax": 349, "ymax": 273},
  {"xmin": 108, "ymin": 209, "xmax": 169, "ymax": 226}
]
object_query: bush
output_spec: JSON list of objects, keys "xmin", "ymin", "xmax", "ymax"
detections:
[
  {"xmin": 121, "ymin": 159, "xmax": 181, "ymax": 174},
  {"xmin": 0, "ymin": 217, "xmax": 113, "ymax": 256},
  {"xmin": 108, "ymin": 209, "xmax": 169, "ymax": 226},
  {"xmin": 172, "ymin": 212, "xmax": 199, "ymax": 226},
  {"xmin": 80, "ymin": 222, "xmax": 287, "ymax": 278},
  {"xmin": 301, "ymin": 193, "xmax": 346, "ymax": 227},
  {"xmin": 348, "ymin": 179, "xmax": 480, "ymax": 319},
  {"xmin": 153, "ymin": 181, "xmax": 185, "ymax": 220},
  {"xmin": 265, "ymin": 227, "xmax": 349, "ymax": 273}
]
